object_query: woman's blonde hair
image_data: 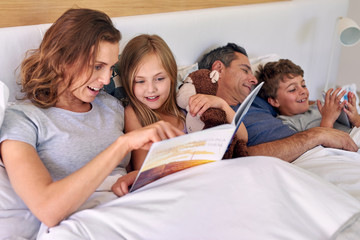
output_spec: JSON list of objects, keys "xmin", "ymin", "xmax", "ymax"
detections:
[
  {"xmin": 119, "ymin": 34, "xmax": 184, "ymax": 127},
  {"xmin": 20, "ymin": 8, "xmax": 121, "ymax": 108}
]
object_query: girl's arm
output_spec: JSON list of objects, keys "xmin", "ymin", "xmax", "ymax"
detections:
[
  {"xmin": 0, "ymin": 120, "xmax": 182, "ymax": 227},
  {"xmin": 188, "ymin": 93, "xmax": 248, "ymax": 142}
]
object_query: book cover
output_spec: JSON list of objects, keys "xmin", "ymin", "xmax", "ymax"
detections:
[{"xmin": 130, "ymin": 82, "xmax": 264, "ymax": 192}]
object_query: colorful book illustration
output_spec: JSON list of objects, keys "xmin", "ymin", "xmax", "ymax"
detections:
[{"xmin": 130, "ymin": 82, "xmax": 264, "ymax": 192}]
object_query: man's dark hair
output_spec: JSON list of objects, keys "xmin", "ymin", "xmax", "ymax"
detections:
[{"xmin": 198, "ymin": 43, "xmax": 248, "ymax": 70}]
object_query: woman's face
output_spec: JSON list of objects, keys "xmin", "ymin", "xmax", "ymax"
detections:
[
  {"xmin": 269, "ymin": 75, "xmax": 310, "ymax": 116},
  {"xmin": 58, "ymin": 41, "xmax": 119, "ymax": 110},
  {"xmin": 133, "ymin": 53, "xmax": 171, "ymax": 110}
]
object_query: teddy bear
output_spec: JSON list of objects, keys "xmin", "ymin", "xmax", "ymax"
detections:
[{"xmin": 176, "ymin": 68, "xmax": 248, "ymax": 159}]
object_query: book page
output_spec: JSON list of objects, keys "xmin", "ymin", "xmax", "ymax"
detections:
[
  {"xmin": 232, "ymin": 82, "xmax": 264, "ymax": 129},
  {"xmin": 130, "ymin": 124, "xmax": 234, "ymax": 192}
]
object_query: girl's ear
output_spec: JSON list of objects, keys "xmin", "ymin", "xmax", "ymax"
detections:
[{"xmin": 268, "ymin": 97, "xmax": 280, "ymax": 108}]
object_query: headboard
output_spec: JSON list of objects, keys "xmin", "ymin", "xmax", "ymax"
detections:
[{"xmin": 0, "ymin": 0, "xmax": 349, "ymax": 102}]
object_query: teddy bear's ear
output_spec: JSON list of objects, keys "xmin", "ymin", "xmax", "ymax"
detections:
[{"xmin": 210, "ymin": 70, "xmax": 219, "ymax": 83}]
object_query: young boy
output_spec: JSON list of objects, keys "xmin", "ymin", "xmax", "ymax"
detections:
[{"xmin": 255, "ymin": 59, "xmax": 360, "ymax": 132}]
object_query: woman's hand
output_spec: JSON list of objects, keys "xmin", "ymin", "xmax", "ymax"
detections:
[
  {"xmin": 111, "ymin": 170, "xmax": 139, "ymax": 197},
  {"xmin": 344, "ymin": 91, "xmax": 360, "ymax": 127},
  {"xmin": 317, "ymin": 88, "xmax": 347, "ymax": 127},
  {"xmin": 124, "ymin": 120, "xmax": 184, "ymax": 152}
]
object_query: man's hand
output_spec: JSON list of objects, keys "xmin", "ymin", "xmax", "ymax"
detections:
[{"xmin": 310, "ymin": 127, "xmax": 358, "ymax": 152}]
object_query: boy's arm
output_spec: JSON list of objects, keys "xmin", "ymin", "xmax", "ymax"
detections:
[{"xmin": 344, "ymin": 91, "xmax": 360, "ymax": 127}]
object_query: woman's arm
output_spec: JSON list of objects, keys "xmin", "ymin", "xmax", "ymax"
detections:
[
  {"xmin": 0, "ymin": 120, "xmax": 182, "ymax": 227},
  {"xmin": 124, "ymin": 106, "xmax": 149, "ymax": 170},
  {"xmin": 110, "ymin": 105, "xmax": 154, "ymax": 197}
]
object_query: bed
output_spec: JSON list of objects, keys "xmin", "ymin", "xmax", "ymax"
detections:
[{"xmin": 1, "ymin": 0, "xmax": 360, "ymax": 239}]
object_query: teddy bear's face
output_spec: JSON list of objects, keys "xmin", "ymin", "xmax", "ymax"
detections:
[{"xmin": 188, "ymin": 69, "xmax": 218, "ymax": 96}]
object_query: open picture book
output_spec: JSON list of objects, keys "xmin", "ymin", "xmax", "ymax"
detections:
[{"xmin": 130, "ymin": 82, "xmax": 264, "ymax": 192}]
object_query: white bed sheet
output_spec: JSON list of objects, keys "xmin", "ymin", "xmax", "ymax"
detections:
[{"xmin": 36, "ymin": 157, "xmax": 360, "ymax": 240}]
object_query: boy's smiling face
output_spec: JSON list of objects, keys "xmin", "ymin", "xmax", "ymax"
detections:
[{"xmin": 268, "ymin": 75, "xmax": 310, "ymax": 116}]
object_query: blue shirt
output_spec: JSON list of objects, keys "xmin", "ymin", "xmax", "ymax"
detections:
[{"xmin": 232, "ymin": 96, "xmax": 296, "ymax": 146}]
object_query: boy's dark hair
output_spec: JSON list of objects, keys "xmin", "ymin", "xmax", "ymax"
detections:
[
  {"xmin": 198, "ymin": 43, "xmax": 248, "ymax": 70},
  {"xmin": 256, "ymin": 59, "xmax": 304, "ymax": 100}
]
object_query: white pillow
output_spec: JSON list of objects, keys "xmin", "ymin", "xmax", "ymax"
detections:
[
  {"xmin": 250, "ymin": 54, "xmax": 281, "ymax": 74},
  {"xmin": 0, "ymin": 81, "xmax": 9, "ymax": 127}
]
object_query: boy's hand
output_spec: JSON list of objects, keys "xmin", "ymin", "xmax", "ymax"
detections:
[
  {"xmin": 343, "ymin": 91, "xmax": 360, "ymax": 127},
  {"xmin": 317, "ymin": 88, "xmax": 346, "ymax": 127}
]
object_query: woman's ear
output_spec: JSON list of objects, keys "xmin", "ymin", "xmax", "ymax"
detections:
[{"xmin": 268, "ymin": 97, "xmax": 280, "ymax": 108}]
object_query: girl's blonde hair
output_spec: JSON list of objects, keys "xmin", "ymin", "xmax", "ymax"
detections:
[
  {"xmin": 119, "ymin": 34, "xmax": 185, "ymax": 127},
  {"xmin": 20, "ymin": 8, "xmax": 121, "ymax": 108}
]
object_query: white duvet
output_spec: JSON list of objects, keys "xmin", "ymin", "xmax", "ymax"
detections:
[
  {"xmin": 1, "ymin": 156, "xmax": 360, "ymax": 239},
  {"xmin": 34, "ymin": 157, "xmax": 360, "ymax": 240},
  {"xmin": 294, "ymin": 127, "xmax": 360, "ymax": 200}
]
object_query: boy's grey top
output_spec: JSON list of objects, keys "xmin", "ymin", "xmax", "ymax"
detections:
[{"xmin": 278, "ymin": 104, "xmax": 352, "ymax": 133}]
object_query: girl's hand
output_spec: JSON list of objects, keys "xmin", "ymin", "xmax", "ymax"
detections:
[
  {"xmin": 343, "ymin": 91, "xmax": 360, "ymax": 127},
  {"xmin": 111, "ymin": 170, "xmax": 139, "ymax": 197},
  {"xmin": 188, "ymin": 94, "xmax": 228, "ymax": 117},
  {"xmin": 317, "ymin": 88, "xmax": 347, "ymax": 127}
]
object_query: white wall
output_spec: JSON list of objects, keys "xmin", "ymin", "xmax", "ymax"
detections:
[
  {"xmin": 0, "ymin": 0, "xmax": 349, "ymax": 101},
  {"xmin": 336, "ymin": 0, "xmax": 360, "ymax": 90}
]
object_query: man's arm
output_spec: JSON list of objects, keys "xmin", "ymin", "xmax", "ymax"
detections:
[{"xmin": 247, "ymin": 127, "xmax": 358, "ymax": 162}]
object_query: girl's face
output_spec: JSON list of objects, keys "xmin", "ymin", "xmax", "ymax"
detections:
[
  {"xmin": 133, "ymin": 53, "xmax": 171, "ymax": 110},
  {"xmin": 268, "ymin": 75, "xmax": 309, "ymax": 116},
  {"xmin": 58, "ymin": 41, "xmax": 119, "ymax": 110}
]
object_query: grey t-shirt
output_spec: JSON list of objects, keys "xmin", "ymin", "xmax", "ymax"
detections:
[
  {"xmin": 0, "ymin": 91, "xmax": 130, "ymax": 181},
  {"xmin": 277, "ymin": 104, "xmax": 351, "ymax": 133}
]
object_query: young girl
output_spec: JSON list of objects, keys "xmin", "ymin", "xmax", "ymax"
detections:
[
  {"xmin": 111, "ymin": 34, "xmax": 186, "ymax": 196},
  {"xmin": 256, "ymin": 59, "xmax": 360, "ymax": 132}
]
